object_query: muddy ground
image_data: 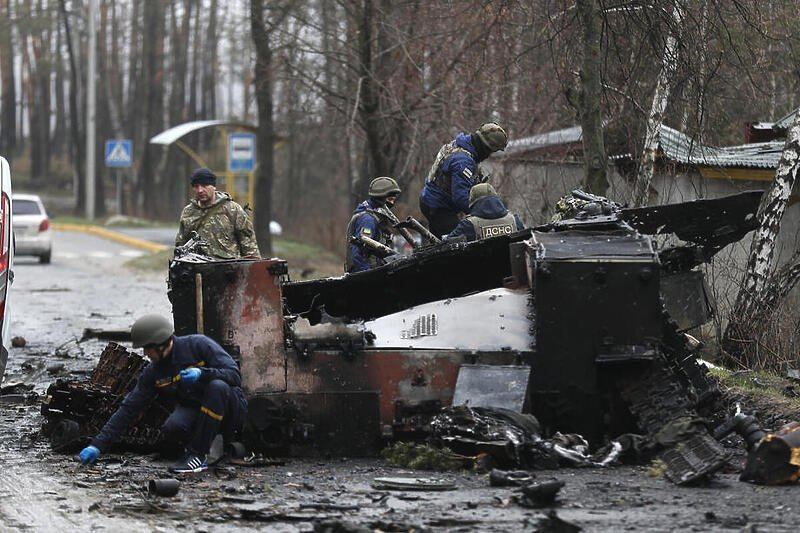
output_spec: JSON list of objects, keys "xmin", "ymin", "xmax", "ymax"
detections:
[{"xmin": 1, "ymin": 230, "xmax": 800, "ymax": 532}]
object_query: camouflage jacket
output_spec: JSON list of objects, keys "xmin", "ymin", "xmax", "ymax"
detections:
[{"xmin": 174, "ymin": 191, "xmax": 261, "ymax": 260}]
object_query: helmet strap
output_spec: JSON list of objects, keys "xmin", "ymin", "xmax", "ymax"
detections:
[{"xmin": 471, "ymin": 133, "xmax": 491, "ymax": 161}]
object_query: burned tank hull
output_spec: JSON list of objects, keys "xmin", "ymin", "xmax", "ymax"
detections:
[{"xmin": 164, "ymin": 192, "xmax": 761, "ymax": 466}]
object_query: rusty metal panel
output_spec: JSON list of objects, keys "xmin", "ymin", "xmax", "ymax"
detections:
[
  {"xmin": 170, "ymin": 259, "xmax": 287, "ymax": 394},
  {"xmin": 284, "ymin": 349, "xmax": 521, "ymax": 426}
]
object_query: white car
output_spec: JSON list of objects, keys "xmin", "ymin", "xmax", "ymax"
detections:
[
  {"xmin": 0, "ymin": 157, "xmax": 13, "ymax": 378},
  {"xmin": 13, "ymin": 193, "xmax": 52, "ymax": 263}
]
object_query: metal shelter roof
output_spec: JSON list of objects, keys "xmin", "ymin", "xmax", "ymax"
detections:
[
  {"xmin": 505, "ymin": 123, "xmax": 784, "ymax": 169},
  {"xmin": 503, "ymin": 125, "xmax": 583, "ymax": 156},
  {"xmin": 149, "ymin": 120, "xmax": 256, "ymax": 145},
  {"xmin": 659, "ymin": 125, "xmax": 783, "ymax": 169},
  {"xmin": 773, "ymin": 108, "xmax": 798, "ymax": 130}
]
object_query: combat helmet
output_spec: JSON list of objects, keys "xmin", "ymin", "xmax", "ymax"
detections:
[
  {"xmin": 475, "ymin": 123, "xmax": 508, "ymax": 152},
  {"xmin": 131, "ymin": 314, "xmax": 174, "ymax": 348},
  {"xmin": 368, "ymin": 176, "xmax": 402, "ymax": 198},
  {"xmin": 469, "ymin": 183, "xmax": 499, "ymax": 208}
]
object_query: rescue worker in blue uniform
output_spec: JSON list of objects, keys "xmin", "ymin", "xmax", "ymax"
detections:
[
  {"xmin": 345, "ymin": 177, "xmax": 402, "ymax": 273},
  {"xmin": 419, "ymin": 122, "xmax": 508, "ymax": 237},
  {"xmin": 78, "ymin": 314, "xmax": 247, "ymax": 474},
  {"xmin": 446, "ymin": 183, "xmax": 524, "ymax": 242}
]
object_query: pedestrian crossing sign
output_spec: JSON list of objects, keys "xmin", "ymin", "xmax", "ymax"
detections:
[{"xmin": 105, "ymin": 139, "xmax": 133, "ymax": 168}]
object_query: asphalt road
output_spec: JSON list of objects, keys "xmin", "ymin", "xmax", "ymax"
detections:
[{"xmin": 0, "ymin": 230, "xmax": 799, "ymax": 532}]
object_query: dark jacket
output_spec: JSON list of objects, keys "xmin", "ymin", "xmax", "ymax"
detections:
[
  {"xmin": 446, "ymin": 196, "xmax": 524, "ymax": 242},
  {"xmin": 420, "ymin": 133, "xmax": 484, "ymax": 214},
  {"xmin": 346, "ymin": 199, "xmax": 393, "ymax": 273},
  {"xmin": 91, "ymin": 334, "xmax": 244, "ymax": 451}
]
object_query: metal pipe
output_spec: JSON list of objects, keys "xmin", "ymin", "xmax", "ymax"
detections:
[
  {"xmin": 195, "ymin": 273, "xmax": 204, "ymax": 334},
  {"xmin": 404, "ymin": 216, "xmax": 441, "ymax": 244}
]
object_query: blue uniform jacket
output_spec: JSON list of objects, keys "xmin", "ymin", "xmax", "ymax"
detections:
[
  {"xmin": 446, "ymin": 196, "xmax": 524, "ymax": 242},
  {"xmin": 349, "ymin": 199, "xmax": 385, "ymax": 273},
  {"xmin": 91, "ymin": 334, "xmax": 244, "ymax": 451},
  {"xmin": 420, "ymin": 133, "xmax": 483, "ymax": 214}
]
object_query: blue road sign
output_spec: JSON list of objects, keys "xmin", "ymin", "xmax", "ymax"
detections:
[
  {"xmin": 105, "ymin": 139, "xmax": 133, "ymax": 168},
  {"xmin": 228, "ymin": 133, "xmax": 256, "ymax": 173}
]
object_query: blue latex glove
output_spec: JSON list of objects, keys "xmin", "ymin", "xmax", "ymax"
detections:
[
  {"xmin": 180, "ymin": 367, "xmax": 202, "ymax": 384},
  {"xmin": 79, "ymin": 445, "xmax": 100, "ymax": 465}
]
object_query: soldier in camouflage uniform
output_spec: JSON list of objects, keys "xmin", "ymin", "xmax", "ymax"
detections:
[
  {"xmin": 174, "ymin": 168, "xmax": 261, "ymax": 260},
  {"xmin": 419, "ymin": 122, "xmax": 508, "ymax": 237},
  {"xmin": 345, "ymin": 177, "xmax": 402, "ymax": 273},
  {"xmin": 446, "ymin": 183, "xmax": 524, "ymax": 242}
]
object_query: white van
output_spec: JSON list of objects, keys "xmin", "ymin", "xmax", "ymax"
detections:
[{"xmin": 0, "ymin": 157, "xmax": 13, "ymax": 379}]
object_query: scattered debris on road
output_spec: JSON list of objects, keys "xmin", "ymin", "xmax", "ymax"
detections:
[
  {"xmin": 80, "ymin": 328, "xmax": 132, "ymax": 343},
  {"xmin": 516, "ymin": 479, "xmax": 565, "ymax": 508},
  {"xmin": 741, "ymin": 422, "xmax": 800, "ymax": 485},
  {"xmin": 41, "ymin": 342, "xmax": 173, "ymax": 452}
]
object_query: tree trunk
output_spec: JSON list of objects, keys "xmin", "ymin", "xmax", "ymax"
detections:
[
  {"xmin": 574, "ymin": 0, "xmax": 608, "ymax": 195},
  {"xmin": 250, "ymin": 0, "xmax": 274, "ymax": 255},
  {"xmin": 52, "ymin": 18, "xmax": 66, "ymax": 155},
  {"xmin": 352, "ymin": 0, "xmax": 395, "ymax": 198},
  {"xmin": 0, "ymin": 0, "xmax": 17, "ymax": 159},
  {"xmin": 203, "ymin": 0, "xmax": 218, "ymax": 120},
  {"xmin": 631, "ymin": 3, "xmax": 684, "ymax": 208},
  {"xmin": 188, "ymin": 0, "xmax": 200, "ymax": 122},
  {"xmin": 722, "ymin": 110, "xmax": 800, "ymax": 367},
  {"xmin": 136, "ymin": 0, "xmax": 165, "ymax": 216},
  {"xmin": 59, "ymin": 0, "xmax": 85, "ymax": 213}
]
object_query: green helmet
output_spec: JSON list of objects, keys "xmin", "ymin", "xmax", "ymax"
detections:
[
  {"xmin": 368, "ymin": 176, "xmax": 402, "ymax": 198},
  {"xmin": 469, "ymin": 183, "xmax": 499, "ymax": 208},
  {"xmin": 475, "ymin": 122, "xmax": 508, "ymax": 152},
  {"xmin": 131, "ymin": 314, "xmax": 174, "ymax": 348}
]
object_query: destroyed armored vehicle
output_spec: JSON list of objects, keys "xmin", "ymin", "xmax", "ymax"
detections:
[
  {"xmin": 43, "ymin": 190, "xmax": 763, "ymax": 482},
  {"xmin": 165, "ymin": 191, "xmax": 760, "ymax": 476}
]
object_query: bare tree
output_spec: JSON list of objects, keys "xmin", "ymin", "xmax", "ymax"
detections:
[
  {"xmin": 571, "ymin": 0, "xmax": 608, "ymax": 194},
  {"xmin": 631, "ymin": 2, "xmax": 685, "ymax": 207},
  {"xmin": 0, "ymin": 0, "xmax": 17, "ymax": 160},
  {"xmin": 722, "ymin": 109, "xmax": 800, "ymax": 367}
]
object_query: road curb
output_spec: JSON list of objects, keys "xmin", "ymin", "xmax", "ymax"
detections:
[{"xmin": 53, "ymin": 223, "xmax": 169, "ymax": 253}]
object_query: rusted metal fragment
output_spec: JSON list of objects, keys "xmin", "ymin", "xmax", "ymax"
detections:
[
  {"xmin": 41, "ymin": 342, "xmax": 173, "ymax": 452},
  {"xmin": 170, "ymin": 258, "xmax": 287, "ymax": 394},
  {"xmin": 621, "ymin": 190, "xmax": 762, "ymax": 249},
  {"xmin": 741, "ymin": 422, "xmax": 800, "ymax": 485},
  {"xmin": 80, "ymin": 328, "xmax": 131, "ymax": 343},
  {"xmin": 283, "ymin": 230, "xmax": 532, "ymax": 324}
]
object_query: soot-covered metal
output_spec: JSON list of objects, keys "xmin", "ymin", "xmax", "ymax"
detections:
[{"xmin": 59, "ymin": 191, "xmax": 763, "ymax": 479}]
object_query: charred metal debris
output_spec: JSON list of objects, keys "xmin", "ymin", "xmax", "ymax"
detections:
[
  {"xmin": 41, "ymin": 342, "xmax": 173, "ymax": 452},
  {"xmin": 46, "ymin": 190, "xmax": 790, "ymax": 486}
]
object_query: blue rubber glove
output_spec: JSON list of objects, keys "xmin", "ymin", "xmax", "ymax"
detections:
[
  {"xmin": 79, "ymin": 445, "xmax": 100, "ymax": 465},
  {"xmin": 179, "ymin": 367, "xmax": 202, "ymax": 384}
]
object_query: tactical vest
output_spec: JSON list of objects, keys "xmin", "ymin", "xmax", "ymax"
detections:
[
  {"xmin": 425, "ymin": 142, "xmax": 473, "ymax": 194},
  {"xmin": 465, "ymin": 212, "xmax": 517, "ymax": 240},
  {"xmin": 344, "ymin": 211, "xmax": 394, "ymax": 272}
]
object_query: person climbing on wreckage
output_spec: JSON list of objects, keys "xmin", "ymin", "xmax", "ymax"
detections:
[
  {"xmin": 445, "ymin": 183, "xmax": 524, "ymax": 242},
  {"xmin": 78, "ymin": 314, "xmax": 247, "ymax": 473},
  {"xmin": 345, "ymin": 176, "xmax": 403, "ymax": 273},
  {"xmin": 174, "ymin": 167, "xmax": 261, "ymax": 260},
  {"xmin": 419, "ymin": 122, "xmax": 509, "ymax": 237}
]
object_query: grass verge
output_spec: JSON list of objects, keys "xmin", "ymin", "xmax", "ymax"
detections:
[{"xmin": 708, "ymin": 366, "xmax": 800, "ymax": 427}]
